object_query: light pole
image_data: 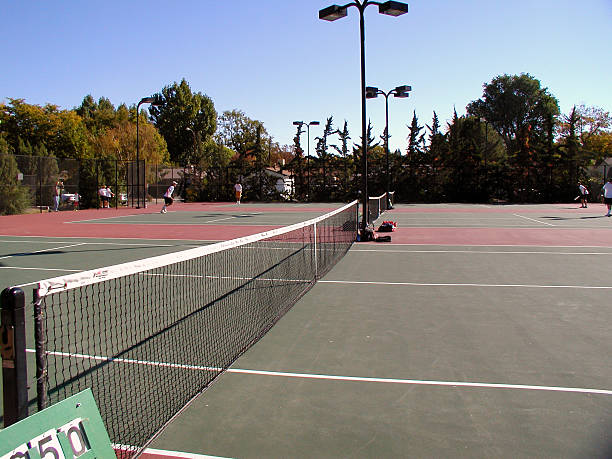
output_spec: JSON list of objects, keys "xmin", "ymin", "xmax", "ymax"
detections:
[
  {"xmin": 185, "ymin": 127, "xmax": 197, "ymax": 167},
  {"xmin": 292, "ymin": 120, "xmax": 320, "ymax": 200},
  {"xmin": 136, "ymin": 96, "xmax": 163, "ymax": 208},
  {"xmin": 366, "ymin": 84, "xmax": 411, "ymax": 208},
  {"xmin": 320, "ymin": 1, "xmax": 408, "ymax": 230}
]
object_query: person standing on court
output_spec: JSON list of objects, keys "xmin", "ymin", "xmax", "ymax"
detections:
[
  {"xmin": 602, "ymin": 177, "xmax": 612, "ymax": 217},
  {"xmin": 99, "ymin": 185, "xmax": 109, "ymax": 208},
  {"xmin": 234, "ymin": 181, "xmax": 242, "ymax": 205},
  {"xmin": 578, "ymin": 181, "xmax": 589, "ymax": 208},
  {"xmin": 161, "ymin": 181, "xmax": 177, "ymax": 213},
  {"xmin": 53, "ymin": 179, "xmax": 63, "ymax": 212},
  {"xmin": 105, "ymin": 185, "xmax": 115, "ymax": 208}
]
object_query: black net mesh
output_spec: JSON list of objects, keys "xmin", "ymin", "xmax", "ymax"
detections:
[{"xmin": 34, "ymin": 201, "xmax": 357, "ymax": 455}]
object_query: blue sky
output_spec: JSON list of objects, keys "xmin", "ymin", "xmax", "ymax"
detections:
[{"xmin": 3, "ymin": 0, "xmax": 611, "ymax": 154}]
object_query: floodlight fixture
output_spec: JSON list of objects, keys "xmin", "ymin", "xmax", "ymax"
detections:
[
  {"xmin": 365, "ymin": 86, "xmax": 379, "ymax": 99},
  {"xmin": 319, "ymin": 5, "xmax": 348, "ymax": 21},
  {"xmin": 366, "ymin": 83, "xmax": 412, "ymax": 208},
  {"xmin": 319, "ymin": 0, "xmax": 409, "ymax": 230},
  {"xmin": 395, "ymin": 85, "xmax": 412, "ymax": 94},
  {"xmin": 378, "ymin": 1, "xmax": 409, "ymax": 16}
]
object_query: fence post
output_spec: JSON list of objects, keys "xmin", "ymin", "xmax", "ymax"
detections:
[
  {"xmin": 1, "ymin": 287, "xmax": 28, "ymax": 426},
  {"xmin": 115, "ymin": 159, "xmax": 119, "ymax": 209},
  {"xmin": 38, "ymin": 156, "xmax": 43, "ymax": 213}
]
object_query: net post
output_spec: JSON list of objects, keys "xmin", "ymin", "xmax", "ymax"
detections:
[
  {"xmin": 314, "ymin": 222, "xmax": 318, "ymax": 279},
  {"xmin": 33, "ymin": 289, "xmax": 49, "ymax": 411},
  {"xmin": 1, "ymin": 287, "xmax": 29, "ymax": 426}
]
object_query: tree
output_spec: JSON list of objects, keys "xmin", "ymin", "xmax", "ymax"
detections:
[
  {"xmin": 290, "ymin": 123, "xmax": 306, "ymax": 199},
  {"xmin": 559, "ymin": 106, "xmax": 581, "ymax": 163},
  {"xmin": 426, "ymin": 111, "xmax": 447, "ymax": 166},
  {"xmin": 0, "ymin": 137, "xmax": 31, "ymax": 214},
  {"xmin": 76, "ymin": 95, "xmax": 117, "ymax": 134},
  {"xmin": 149, "ymin": 79, "xmax": 217, "ymax": 165},
  {"xmin": 0, "ymin": 99, "xmax": 90, "ymax": 159},
  {"xmin": 466, "ymin": 73, "xmax": 560, "ymax": 165},
  {"xmin": 313, "ymin": 116, "xmax": 335, "ymax": 198},
  {"xmin": 558, "ymin": 105, "xmax": 612, "ymax": 163},
  {"xmin": 406, "ymin": 111, "xmax": 425, "ymax": 164},
  {"xmin": 216, "ymin": 109, "xmax": 271, "ymax": 168}
]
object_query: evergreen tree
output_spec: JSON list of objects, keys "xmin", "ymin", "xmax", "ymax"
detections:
[
  {"xmin": 406, "ymin": 111, "xmax": 425, "ymax": 164},
  {"xmin": 0, "ymin": 138, "xmax": 31, "ymax": 214},
  {"xmin": 314, "ymin": 116, "xmax": 335, "ymax": 198},
  {"xmin": 290, "ymin": 123, "xmax": 305, "ymax": 199},
  {"xmin": 331, "ymin": 120, "xmax": 352, "ymax": 197}
]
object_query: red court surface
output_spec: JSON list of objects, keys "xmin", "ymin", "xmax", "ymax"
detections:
[
  {"xmin": 388, "ymin": 226, "xmax": 612, "ymax": 246},
  {"xmin": 0, "ymin": 203, "xmax": 295, "ymax": 240},
  {"xmin": 0, "ymin": 202, "xmax": 347, "ymax": 242}
]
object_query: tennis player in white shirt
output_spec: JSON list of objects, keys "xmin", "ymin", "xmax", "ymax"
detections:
[{"xmin": 160, "ymin": 181, "xmax": 177, "ymax": 213}]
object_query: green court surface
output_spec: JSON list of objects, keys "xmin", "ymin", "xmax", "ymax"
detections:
[
  {"xmin": 1, "ymin": 203, "xmax": 611, "ymax": 458},
  {"xmin": 147, "ymin": 242, "xmax": 612, "ymax": 458}
]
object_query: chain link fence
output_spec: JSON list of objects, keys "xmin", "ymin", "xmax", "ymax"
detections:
[{"xmin": 2, "ymin": 154, "xmax": 609, "ymax": 214}]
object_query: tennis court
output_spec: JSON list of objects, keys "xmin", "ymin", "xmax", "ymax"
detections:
[{"xmin": 1, "ymin": 201, "xmax": 611, "ymax": 458}]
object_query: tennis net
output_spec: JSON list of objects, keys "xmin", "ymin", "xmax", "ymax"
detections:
[
  {"xmin": 27, "ymin": 200, "xmax": 358, "ymax": 456},
  {"xmin": 368, "ymin": 191, "xmax": 394, "ymax": 224}
]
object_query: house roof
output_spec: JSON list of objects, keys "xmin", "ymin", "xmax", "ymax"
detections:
[{"xmin": 596, "ymin": 157, "xmax": 612, "ymax": 167}]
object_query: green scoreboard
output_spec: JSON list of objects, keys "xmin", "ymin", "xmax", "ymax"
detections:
[{"xmin": 0, "ymin": 389, "xmax": 114, "ymax": 459}]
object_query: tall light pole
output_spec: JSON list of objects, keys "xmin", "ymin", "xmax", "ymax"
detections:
[
  {"xmin": 186, "ymin": 127, "xmax": 197, "ymax": 167},
  {"xmin": 292, "ymin": 120, "xmax": 320, "ymax": 200},
  {"xmin": 366, "ymin": 84, "xmax": 411, "ymax": 208},
  {"xmin": 320, "ymin": 1, "xmax": 408, "ymax": 230},
  {"xmin": 136, "ymin": 96, "xmax": 163, "ymax": 208}
]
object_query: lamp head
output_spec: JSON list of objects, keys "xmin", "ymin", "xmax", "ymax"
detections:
[
  {"xmin": 365, "ymin": 87, "xmax": 379, "ymax": 99},
  {"xmin": 378, "ymin": 1, "xmax": 409, "ymax": 16},
  {"xmin": 319, "ymin": 5, "xmax": 348, "ymax": 21},
  {"xmin": 141, "ymin": 96, "xmax": 164, "ymax": 106},
  {"xmin": 309, "ymin": 121, "xmax": 320, "ymax": 126},
  {"xmin": 293, "ymin": 121, "xmax": 304, "ymax": 126}
]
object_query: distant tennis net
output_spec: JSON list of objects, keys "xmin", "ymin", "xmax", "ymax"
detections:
[
  {"xmin": 20, "ymin": 200, "xmax": 357, "ymax": 456},
  {"xmin": 368, "ymin": 191, "xmax": 394, "ymax": 224}
]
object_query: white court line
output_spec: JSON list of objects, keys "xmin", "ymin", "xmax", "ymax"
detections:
[
  {"xmin": 366, "ymin": 243, "xmax": 612, "ymax": 249},
  {"xmin": 0, "ymin": 234, "xmax": 222, "ymax": 243},
  {"xmin": 65, "ymin": 213, "xmax": 142, "ymax": 223},
  {"xmin": 351, "ymin": 249, "xmax": 612, "ymax": 255},
  {"xmin": 135, "ymin": 447, "xmax": 226, "ymax": 459},
  {"xmin": 205, "ymin": 213, "xmax": 264, "ymax": 223},
  {"xmin": 319, "ymin": 279, "xmax": 612, "ymax": 289},
  {"xmin": 512, "ymin": 213, "xmax": 555, "ymax": 226},
  {"xmin": 227, "ymin": 368, "xmax": 612, "ymax": 396},
  {"xmin": 25, "ymin": 349, "xmax": 612, "ymax": 396},
  {"xmin": 0, "ymin": 243, "xmax": 87, "ymax": 260},
  {"xmin": 0, "ymin": 239, "xmax": 181, "ymax": 247},
  {"xmin": 67, "ymin": 213, "xmax": 264, "ymax": 225},
  {"xmin": 66, "ymin": 220, "xmax": 277, "ymax": 226},
  {"xmin": 0, "ymin": 266, "xmax": 81, "ymax": 272}
]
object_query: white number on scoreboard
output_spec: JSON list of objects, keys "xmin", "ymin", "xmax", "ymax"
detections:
[{"xmin": 1, "ymin": 418, "xmax": 91, "ymax": 459}]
